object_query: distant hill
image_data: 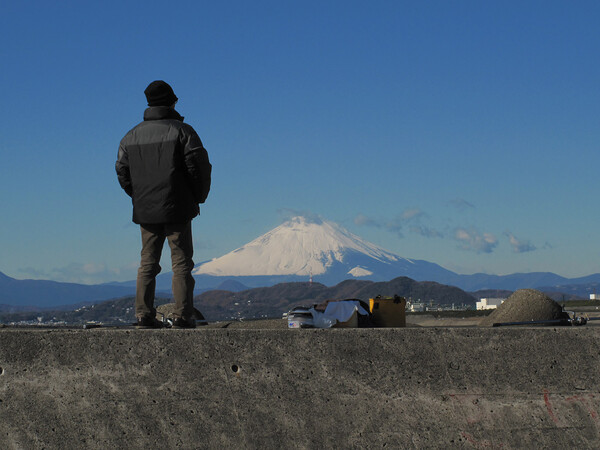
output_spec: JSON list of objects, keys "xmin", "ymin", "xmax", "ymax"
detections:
[
  {"xmin": 195, "ymin": 276, "xmax": 476, "ymax": 321},
  {"xmin": 0, "ymin": 277, "xmax": 475, "ymax": 324},
  {"xmin": 535, "ymin": 282, "xmax": 600, "ymax": 299},
  {"xmin": 0, "ymin": 271, "xmax": 135, "ymax": 308},
  {"xmin": 469, "ymin": 288, "xmax": 583, "ymax": 303},
  {"xmin": 441, "ymin": 272, "xmax": 600, "ymax": 292},
  {"xmin": 470, "ymin": 289, "xmax": 514, "ymax": 300},
  {"xmin": 0, "ymin": 303, "xmax": 42, "ymax": 313},
  {"xmin": 214, "ymin": 279, "xmax": 249, "ymax": 292}
]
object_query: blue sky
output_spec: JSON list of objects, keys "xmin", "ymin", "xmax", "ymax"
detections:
[{"xmin": 1, "ymin": 1, "xmax": 599, "ymax": 284}]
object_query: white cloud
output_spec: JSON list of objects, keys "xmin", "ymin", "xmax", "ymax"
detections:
[
  {"xmin": 454, "ymin": 227, "xmax": 498, "ymax": 254},
  {"xmin": 277, "ymin": 208, "xmax": 323, "ymax": 224},
  {"xmin": 504, "ymin": 232, "xmax": 537, "ymax": 253}
]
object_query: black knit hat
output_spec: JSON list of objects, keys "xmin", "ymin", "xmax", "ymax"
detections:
[{"xmin": 144, "ymin": 80, "xmax": 178, "ymax": 106}]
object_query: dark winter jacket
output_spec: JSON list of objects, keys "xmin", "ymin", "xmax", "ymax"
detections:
[{"xmin": 116, "ymin": 106, "xmax": 211, "ymax": 224}]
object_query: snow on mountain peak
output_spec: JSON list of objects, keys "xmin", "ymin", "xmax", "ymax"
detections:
[
  {"xmin": 348, "ymin": 266, "xmax": 374, "ymax": 277},
  {"xmin": 193, "ymin": 216, "xmax": 410, "ymax": 277}
]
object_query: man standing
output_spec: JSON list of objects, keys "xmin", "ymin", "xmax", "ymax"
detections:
[{"xmin": 116, "ymin": 80, "xmax": 212, "ymax": 329}]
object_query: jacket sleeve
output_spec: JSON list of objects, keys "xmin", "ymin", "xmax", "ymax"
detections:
[
  {"xmin": 180, "ymin": 126, "xmax": 212, "ymax": 204},
  {"xmin": 115, "ymin": 142, "xmax": 133, "ymax": 197}
]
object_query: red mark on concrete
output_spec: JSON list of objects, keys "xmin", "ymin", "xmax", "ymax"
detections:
[
  {"xmin": 543, "ymin": 389, "xmax": 560, "ymax": 425},
  {"xmin": 566, "ymin": 394, "xmax": 599, "ymax": 423},
  {"xmin": 462, "ymin": 432, "xmax": 478, "ymax": 446}
]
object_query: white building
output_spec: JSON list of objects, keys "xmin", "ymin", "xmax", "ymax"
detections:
[
  {"xmin": 476, "ymin": 298, "xmax": 506, "ymax": 310},
  {"xmin": 407, "ymin": 302, "xmax": 426, "ymax": 312},
  {"xmin": 590, "ymin": 294, "xmax": 600, "ymax": 300}
]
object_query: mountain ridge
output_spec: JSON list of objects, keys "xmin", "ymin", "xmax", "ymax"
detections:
[
  {"xmin": 2, "ymin": 216, "xmax": 600, "ymax": 307},
  {"xmin": 0, "ymin": 272, "xmax": 135, "ymax": 308}
]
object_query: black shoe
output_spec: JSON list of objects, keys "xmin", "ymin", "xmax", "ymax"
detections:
[
  {"xmin": 172, "ymin": 317, "xmax": 197, "ymax": 329},
  {"xmin": 135, "ymin": 317, "xmax": 165, "ymax": 329}
]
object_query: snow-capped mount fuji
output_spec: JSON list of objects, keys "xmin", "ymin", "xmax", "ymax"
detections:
[{"xmin": 193, "ymin": 216, "xmax": 456, "ymax": 285}]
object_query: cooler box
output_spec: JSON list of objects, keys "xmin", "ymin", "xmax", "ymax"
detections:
[{"xmin": 369, "ymin": 296, "xmax": 406, "ymax": 327}]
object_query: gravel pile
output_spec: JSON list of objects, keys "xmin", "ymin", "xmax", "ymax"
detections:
[{"xmin": 479, "ymin": 289, "xmax": 568, "ymax": 327}]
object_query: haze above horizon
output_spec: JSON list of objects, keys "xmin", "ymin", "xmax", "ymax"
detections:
[{"xmin": 2, "ymin": 1, "xmax": 599, "ymax": 284}]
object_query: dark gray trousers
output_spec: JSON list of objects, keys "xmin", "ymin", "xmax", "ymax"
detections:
[{"xmin": 135, "ymin": 221, "xmax": 195, "ymax": 320}]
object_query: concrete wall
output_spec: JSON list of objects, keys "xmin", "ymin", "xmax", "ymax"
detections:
[{"xmin": 0, "ymin": 327, "xmax": 599, "ymax": 449}]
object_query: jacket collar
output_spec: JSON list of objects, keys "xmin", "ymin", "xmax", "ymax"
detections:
[{"xmin": 143, "ymin": 106, "xmax": 184, "ymax": 122}]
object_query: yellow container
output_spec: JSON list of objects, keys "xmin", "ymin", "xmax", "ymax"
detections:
[{"xmin": 369, "ymin": 296, "xmax": 406, "ymax": 327}]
